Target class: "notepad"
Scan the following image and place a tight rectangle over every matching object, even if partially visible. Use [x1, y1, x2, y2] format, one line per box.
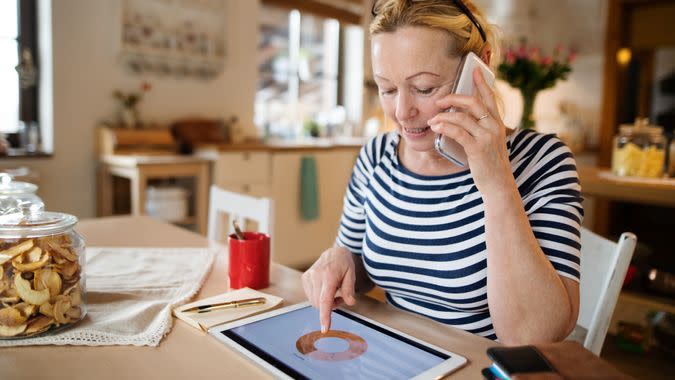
[173, 288, 283, 332]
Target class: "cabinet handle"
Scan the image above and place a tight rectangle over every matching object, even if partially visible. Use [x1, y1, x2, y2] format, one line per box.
[243, 152, 250, 161]
[243, 184, 250, 193]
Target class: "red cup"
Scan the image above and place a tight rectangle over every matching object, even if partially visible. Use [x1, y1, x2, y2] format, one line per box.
[228, 232, 270, 290]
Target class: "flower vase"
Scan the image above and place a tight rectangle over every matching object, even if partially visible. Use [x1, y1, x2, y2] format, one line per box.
[120, 107, 138, 129]
[520, 90, 539, 130]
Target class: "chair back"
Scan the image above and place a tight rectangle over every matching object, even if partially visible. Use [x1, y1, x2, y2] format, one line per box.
[207, 185, 273, 243]
[577, 227, 637, 355]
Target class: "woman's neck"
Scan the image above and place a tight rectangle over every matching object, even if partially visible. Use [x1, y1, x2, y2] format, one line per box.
[397, 138, 466, 177]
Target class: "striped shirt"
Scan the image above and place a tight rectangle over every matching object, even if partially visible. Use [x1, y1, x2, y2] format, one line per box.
[336, 129, 583, 341]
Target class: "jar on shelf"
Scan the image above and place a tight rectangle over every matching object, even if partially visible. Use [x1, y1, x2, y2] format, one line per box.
[0, 173, 44, 215]
[611, 117, 666, 178]
[0, 202, 86, 339]
[669, 134, 675, 178]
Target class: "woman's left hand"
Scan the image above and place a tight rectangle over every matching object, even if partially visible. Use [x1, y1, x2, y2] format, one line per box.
[427, 69, 513, 193]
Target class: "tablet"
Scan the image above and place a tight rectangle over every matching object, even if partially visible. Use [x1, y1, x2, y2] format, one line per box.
[208, 302, 467, 379]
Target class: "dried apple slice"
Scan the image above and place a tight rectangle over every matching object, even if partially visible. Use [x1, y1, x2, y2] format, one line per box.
[53, 299, 71, 324]
[0, 307, 27, 326]
[0, 296, 20, 304]
[39, 302, 54, 317]
[12, 249, 49, 272]
[0, 240, 34, 265]
[56, 261, 79, 279]
[26, 246, 42, 263]
[69, 288, 82, 307]
[15, 302, 37, 318]
[47, 242, 78, 262]
[65, 306, 81, 320]
[14, 275, 50, 305]
[25, 315, 54, 335]
[34, 269, 62, 299]
[0, 323, 27, 337]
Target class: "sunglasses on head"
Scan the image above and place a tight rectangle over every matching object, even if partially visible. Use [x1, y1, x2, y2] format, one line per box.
[371, 0, 487, 42]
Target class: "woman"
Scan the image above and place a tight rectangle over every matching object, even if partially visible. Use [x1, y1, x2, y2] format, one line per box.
[302, 0, 582, 344]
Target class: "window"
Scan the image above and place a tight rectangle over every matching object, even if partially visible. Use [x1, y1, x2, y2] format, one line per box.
[255, 4, 363, 139]
[1, 0, 40, 154]
[0, 2, 20, 134]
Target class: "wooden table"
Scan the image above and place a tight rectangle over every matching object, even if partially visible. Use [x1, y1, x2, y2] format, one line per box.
[0, 216, 495, 379]
[97, 155, 210, 234]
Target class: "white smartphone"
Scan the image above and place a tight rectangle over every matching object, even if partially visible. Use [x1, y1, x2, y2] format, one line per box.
[434, 51, 496, 167]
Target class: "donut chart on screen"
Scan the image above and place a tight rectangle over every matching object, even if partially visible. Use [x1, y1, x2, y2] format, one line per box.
[296, 330, 368, 361]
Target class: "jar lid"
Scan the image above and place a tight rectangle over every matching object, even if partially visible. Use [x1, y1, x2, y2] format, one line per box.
[0, 175, 38, 195]
[620, 117, 663, 134]
[0, 202, 77, 238]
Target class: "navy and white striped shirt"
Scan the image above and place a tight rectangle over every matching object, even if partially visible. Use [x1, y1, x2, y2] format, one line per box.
[336, 129, 583, 341]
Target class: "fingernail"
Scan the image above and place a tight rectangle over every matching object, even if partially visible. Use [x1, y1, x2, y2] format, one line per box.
[321, 325, 327, 333]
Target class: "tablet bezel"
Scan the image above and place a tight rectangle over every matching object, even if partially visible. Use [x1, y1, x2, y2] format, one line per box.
[208, 301, 468, 379]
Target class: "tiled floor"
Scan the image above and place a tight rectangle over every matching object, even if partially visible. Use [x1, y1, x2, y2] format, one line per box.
[601, 335, 675, 380]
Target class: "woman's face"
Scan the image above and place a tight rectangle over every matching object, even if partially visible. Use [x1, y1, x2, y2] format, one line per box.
[372, 27, 460, 153]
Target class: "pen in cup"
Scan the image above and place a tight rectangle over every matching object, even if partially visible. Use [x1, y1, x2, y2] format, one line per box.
[182, 297, 266, 313]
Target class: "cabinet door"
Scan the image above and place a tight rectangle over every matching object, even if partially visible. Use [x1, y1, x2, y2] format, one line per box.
[270, 149, 359, 269]
[213, 152, 270, 186]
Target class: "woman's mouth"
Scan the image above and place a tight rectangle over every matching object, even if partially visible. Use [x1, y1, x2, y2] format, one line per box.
[403, 126, 431, 137]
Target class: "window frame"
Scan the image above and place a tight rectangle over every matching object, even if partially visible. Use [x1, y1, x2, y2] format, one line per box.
[18, 0, 38, 125]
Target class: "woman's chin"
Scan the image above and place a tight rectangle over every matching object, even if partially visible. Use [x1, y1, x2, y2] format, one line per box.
[400, 126, 436, 151]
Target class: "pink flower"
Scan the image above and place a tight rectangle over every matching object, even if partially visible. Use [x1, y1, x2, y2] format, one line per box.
[528, 47, 540, 63]
[541, 56, 553, 65]
[554, 43, 564, 56]
[517, 45, 527, 58]
[506, 50, 516, 64]
[567, 48, 578, 63]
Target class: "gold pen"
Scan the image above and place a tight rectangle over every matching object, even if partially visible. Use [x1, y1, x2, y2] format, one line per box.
[182, 297, 266, 313]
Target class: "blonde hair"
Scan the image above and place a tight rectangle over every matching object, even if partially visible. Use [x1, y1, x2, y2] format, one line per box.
[370, 0, 501, 71]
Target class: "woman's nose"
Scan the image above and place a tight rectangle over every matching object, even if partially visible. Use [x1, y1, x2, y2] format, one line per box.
[395, 92, 417, 121]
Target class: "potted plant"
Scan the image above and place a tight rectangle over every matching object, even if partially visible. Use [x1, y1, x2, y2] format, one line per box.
[113, 82, 152, 128]
[498, 40, 575, 129]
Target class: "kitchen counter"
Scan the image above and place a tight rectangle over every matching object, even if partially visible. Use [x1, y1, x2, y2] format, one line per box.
[578, 165, 675, 207]
[194, 136, 368, 154]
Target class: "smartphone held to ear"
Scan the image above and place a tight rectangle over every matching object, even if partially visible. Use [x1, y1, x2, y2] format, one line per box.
[434, 51, 497, 167]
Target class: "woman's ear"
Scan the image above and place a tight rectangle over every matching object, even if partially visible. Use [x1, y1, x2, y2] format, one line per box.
[481, 49, 491, 65]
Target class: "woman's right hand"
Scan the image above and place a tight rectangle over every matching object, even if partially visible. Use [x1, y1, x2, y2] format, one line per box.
[302, 246, 357, 333]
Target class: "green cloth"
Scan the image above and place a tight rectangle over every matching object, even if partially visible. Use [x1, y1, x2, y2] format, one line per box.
[300, 155, 319, 220]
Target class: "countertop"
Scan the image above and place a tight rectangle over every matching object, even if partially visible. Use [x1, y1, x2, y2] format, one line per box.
[193, 136, 367, 153]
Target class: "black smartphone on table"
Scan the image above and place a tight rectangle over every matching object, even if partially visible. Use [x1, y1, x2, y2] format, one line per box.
[485, 345, 557, 379]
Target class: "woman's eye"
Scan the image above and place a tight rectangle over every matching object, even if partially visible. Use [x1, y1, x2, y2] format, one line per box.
[416, 87, 435, 95]
[380, 89, 396, 96]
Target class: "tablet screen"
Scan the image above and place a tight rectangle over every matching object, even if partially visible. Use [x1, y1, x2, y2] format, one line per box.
[220, 305, 450, 380]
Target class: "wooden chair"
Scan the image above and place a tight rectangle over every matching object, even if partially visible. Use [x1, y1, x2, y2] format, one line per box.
[572, 228, 637, 355]
[207, 185, 273, 243]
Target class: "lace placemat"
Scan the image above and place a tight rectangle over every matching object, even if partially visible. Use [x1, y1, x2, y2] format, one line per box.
[0, 246, 216, 347]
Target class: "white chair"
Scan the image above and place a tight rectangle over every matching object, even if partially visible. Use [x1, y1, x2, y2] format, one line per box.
[207, 185, 273, 243]
[573, 227, 637, 355]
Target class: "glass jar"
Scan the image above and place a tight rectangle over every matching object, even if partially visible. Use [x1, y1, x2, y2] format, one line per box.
[0, 173, 44, 215]
[669, 135, 675, 178]
[0, 203, 86, 339]
[611, 118, 666, 178]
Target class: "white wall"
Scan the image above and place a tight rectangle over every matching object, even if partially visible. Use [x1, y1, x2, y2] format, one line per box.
[3, 0, 259, 218]
[477, 0, 608, 148]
